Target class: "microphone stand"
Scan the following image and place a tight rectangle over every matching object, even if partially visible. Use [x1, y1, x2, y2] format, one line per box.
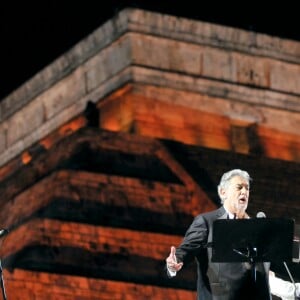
[0, 258, 7, 300]
[283, 261, 299, 300]
[233, 244, 258, 282]
[0, 229, 9, 300]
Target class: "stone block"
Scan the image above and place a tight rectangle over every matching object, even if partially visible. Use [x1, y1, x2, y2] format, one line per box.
[41, 67, 86, 120]
[131, 33, 202, 75]
[85, 35, 131, 92]
[270, 61, 300, 94]
[6, 99, 45, 147]
[202, 48, 237, 82]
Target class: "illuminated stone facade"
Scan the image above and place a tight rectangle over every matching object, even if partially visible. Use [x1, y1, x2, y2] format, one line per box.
[0, 8, 299, 299]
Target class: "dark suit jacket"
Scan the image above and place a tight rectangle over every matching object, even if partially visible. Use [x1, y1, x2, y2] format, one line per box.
[175, 206, 271, 300]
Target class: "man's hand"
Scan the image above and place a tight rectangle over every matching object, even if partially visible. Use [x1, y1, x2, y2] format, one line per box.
[166, 246, 183, 273]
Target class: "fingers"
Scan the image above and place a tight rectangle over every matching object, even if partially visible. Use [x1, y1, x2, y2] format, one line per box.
[166, 246, 176, 264]
[168, 261, 183, 272]
[170, 246, 176, 261]
[175, 262, 184, 271]
[166, 246, 184, 272]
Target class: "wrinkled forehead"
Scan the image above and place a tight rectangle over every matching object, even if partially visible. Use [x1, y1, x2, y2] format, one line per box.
[228, 175, 249, 187]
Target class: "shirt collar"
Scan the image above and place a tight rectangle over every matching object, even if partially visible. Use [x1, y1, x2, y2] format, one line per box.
[223, 206, 235, 219]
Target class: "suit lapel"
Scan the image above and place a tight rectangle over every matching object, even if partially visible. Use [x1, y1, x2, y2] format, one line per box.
[216, 206, 227, 220]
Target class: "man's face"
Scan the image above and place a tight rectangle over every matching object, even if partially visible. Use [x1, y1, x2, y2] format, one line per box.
[222, 175, 249, 214]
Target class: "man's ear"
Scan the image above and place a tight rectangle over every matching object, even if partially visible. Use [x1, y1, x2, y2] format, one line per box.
[220, 188, 226, 197]
[220, 188, 227, 201]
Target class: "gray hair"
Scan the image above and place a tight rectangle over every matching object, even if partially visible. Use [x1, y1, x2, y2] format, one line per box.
[217, 169, 252, 204]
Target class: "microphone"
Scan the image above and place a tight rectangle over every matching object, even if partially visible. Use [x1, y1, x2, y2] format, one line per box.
[0, 228, 9, 237]
[256, 211, 266, 218]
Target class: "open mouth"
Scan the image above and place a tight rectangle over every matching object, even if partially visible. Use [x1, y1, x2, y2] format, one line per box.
[238, 197, 247, 204]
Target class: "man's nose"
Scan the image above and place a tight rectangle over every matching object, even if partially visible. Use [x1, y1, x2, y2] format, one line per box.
[241, 187, 247, 194]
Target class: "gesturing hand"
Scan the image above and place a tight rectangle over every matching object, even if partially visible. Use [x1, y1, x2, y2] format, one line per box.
[166, 246, 183, 272]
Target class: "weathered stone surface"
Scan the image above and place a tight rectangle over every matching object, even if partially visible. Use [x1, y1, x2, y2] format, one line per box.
[0, 9, 299, 167]
[0, 7, 299, 300]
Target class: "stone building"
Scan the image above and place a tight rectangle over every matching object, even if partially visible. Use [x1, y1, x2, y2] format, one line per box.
[0, 8, 299, 299]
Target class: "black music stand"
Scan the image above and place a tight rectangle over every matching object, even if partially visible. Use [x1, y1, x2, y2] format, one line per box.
[211, 218, 294, 282]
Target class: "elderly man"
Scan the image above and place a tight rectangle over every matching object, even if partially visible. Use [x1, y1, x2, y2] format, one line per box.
[166, 169, 298, 300]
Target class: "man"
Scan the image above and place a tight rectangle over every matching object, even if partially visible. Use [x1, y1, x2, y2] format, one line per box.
[166, 169, 271, 299]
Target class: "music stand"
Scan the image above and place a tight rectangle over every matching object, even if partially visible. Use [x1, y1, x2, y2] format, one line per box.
[211, 218, 294, 281]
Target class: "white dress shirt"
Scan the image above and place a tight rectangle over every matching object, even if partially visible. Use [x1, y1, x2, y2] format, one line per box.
[269, 272, 300, 300]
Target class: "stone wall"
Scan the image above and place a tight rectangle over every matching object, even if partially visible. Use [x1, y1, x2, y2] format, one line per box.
[0, 8, 299, 166]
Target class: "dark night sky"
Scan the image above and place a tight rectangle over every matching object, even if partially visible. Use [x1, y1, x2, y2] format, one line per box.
[0, 0, 299, 101]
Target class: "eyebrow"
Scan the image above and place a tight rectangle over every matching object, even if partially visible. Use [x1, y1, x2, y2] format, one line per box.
[236, 183, 249, 189]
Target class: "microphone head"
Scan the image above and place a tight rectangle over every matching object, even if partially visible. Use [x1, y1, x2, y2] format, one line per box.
[0, 228, 9, 237]
[256, 211, 266, 218]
